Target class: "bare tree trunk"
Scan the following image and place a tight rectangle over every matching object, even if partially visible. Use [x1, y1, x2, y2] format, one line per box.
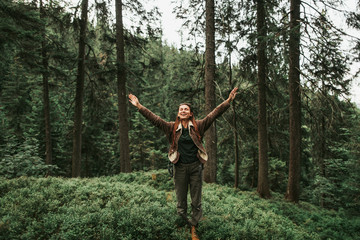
[232, 100, 240, 188]
[251, 150, 257, 188]
[285, 0, 301, 202]
[226, 42, 240, 189]
[256, 0, 271, 198]
[203, 0, 217, 183]
[320, 113, 325, 207]
[71, 0, 88, 177]
[40, 0, 52, 170]
[116, 0, 131, 173]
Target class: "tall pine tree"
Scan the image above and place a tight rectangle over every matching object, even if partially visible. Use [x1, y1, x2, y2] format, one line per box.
[286, 0, 301, 202]
[72, 0, 88, 177]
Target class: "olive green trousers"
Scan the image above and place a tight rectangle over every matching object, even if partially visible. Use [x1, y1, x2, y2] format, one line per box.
[174, 161, 203, 226]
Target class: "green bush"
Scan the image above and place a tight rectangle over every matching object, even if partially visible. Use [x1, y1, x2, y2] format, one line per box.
[0, 170, 359, 240]
[0, 137, 58, 178]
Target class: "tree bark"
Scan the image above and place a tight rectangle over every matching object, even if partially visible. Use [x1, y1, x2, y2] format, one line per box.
[256, 0, 271, 198]
[285, 0, 301, 202]
[71, 0, 88, 177]
[40, 0, 52, 169]
[232, 100, 240, 188]
[203, 0, 217, 183]
[226, 40, 240, 189]
[116, 0, 131, 173]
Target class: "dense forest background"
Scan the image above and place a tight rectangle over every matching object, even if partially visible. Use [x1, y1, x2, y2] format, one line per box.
[0, 0, 359, 216]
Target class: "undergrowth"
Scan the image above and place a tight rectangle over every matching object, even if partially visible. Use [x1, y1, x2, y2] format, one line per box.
[0, 170, 359, 240]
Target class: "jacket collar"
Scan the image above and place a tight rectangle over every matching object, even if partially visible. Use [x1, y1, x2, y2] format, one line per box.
[176, 121, 194, 132]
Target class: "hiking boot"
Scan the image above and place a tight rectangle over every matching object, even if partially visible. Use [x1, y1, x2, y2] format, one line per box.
[191, 225, 200, 240]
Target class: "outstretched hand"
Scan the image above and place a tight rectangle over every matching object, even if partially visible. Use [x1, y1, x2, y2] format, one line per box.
[227, 87, 238, 102]
[128, 94, 141, 108]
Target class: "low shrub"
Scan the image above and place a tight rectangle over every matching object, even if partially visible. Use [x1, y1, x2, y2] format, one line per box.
[0, 170, 359, 240]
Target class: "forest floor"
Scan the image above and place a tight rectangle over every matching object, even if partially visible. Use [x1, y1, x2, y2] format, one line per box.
[0, 170, 359, 240]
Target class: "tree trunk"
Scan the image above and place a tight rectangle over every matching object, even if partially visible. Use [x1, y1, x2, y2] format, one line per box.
[226, 41, 240, 189]
[256, 0, 271, 198]
[203, 0, 217, 183]
[71, 0, 88, 177]
[251, 149, 257, 188]
[285, 0, 301, 202]
[40, 0, 52, 170]
[320, 113, 325, 207]
[116, 0, 131, 173]
[232, 100, 240, 188]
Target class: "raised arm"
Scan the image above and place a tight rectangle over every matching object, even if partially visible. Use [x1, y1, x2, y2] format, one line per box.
[129, 93, 142, 109]
[128, 94, 173, 134]
[197, 87, 238, 134]
[227, 87, 238, 102]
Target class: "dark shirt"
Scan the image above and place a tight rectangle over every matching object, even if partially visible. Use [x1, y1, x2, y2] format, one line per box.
[177, 127, 199, 164]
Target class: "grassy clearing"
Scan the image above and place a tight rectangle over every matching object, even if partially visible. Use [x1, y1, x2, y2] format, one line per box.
[0, 170, 359, 240]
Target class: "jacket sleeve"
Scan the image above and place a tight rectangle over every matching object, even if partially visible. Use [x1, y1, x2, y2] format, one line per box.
[138, 105, 173, 135]
[197, 100, 231, 135]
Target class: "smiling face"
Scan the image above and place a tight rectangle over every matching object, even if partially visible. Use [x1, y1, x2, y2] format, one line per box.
[178, 104, 192, 120]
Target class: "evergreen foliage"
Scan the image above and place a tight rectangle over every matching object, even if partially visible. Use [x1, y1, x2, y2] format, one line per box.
[0, 0, 359, 223]
[0, 171, 359, 240]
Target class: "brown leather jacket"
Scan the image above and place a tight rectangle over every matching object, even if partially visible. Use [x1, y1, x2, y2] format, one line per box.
[138, 100, 231, 164]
